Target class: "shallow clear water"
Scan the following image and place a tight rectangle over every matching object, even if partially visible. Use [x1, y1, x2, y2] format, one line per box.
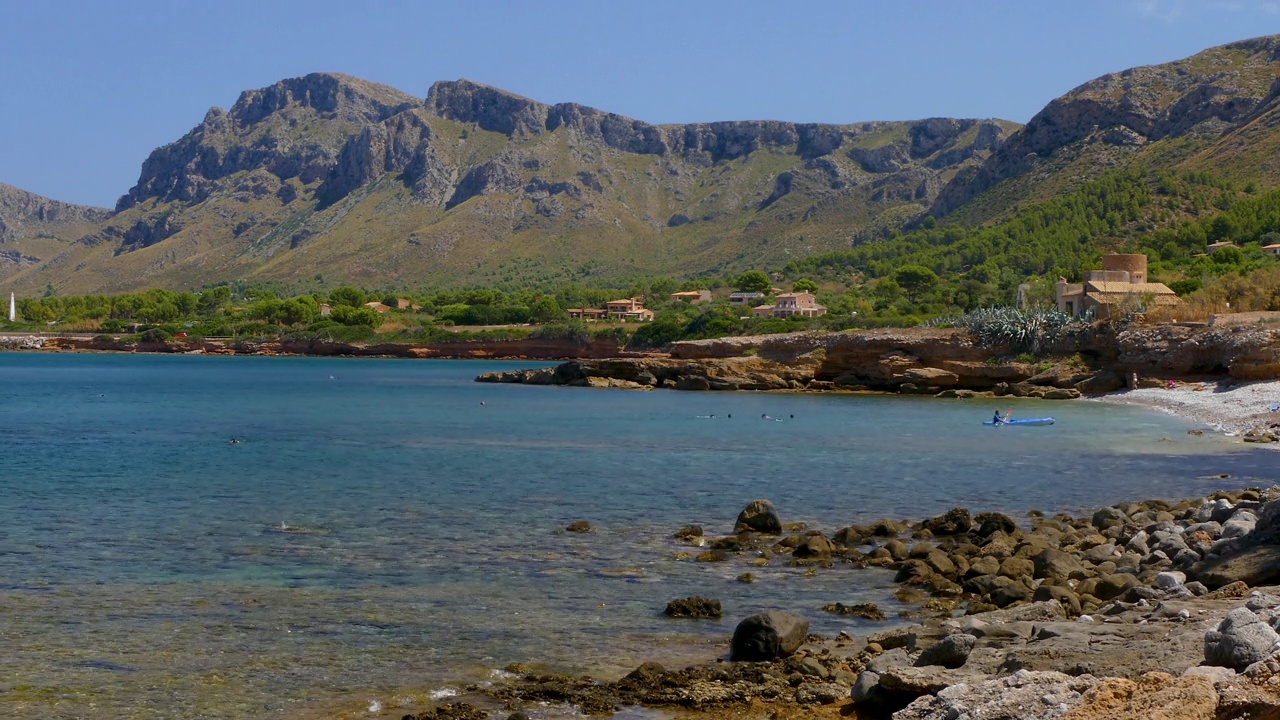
[0, 352, 1275, 719]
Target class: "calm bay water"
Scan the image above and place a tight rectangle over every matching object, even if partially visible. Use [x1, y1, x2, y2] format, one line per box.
[1, 352, 1276, 719]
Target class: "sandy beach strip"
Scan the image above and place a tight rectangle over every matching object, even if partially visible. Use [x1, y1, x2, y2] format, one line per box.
[1091, 378, 1280, 437]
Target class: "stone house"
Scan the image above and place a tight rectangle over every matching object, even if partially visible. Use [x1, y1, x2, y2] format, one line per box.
[770, 292, 827, 318]
[606, 297, 653, 321]
[1055, 254, 1179, 319]
[670, 290, 712, 304]
[568, 297, 653, 322]
[750, 292, 827, 319]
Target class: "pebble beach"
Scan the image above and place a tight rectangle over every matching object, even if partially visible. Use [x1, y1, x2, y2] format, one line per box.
[1093, 379, 1280, 437]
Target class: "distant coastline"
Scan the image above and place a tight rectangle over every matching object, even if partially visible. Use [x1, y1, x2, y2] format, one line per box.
[8, 323, 1280, 443]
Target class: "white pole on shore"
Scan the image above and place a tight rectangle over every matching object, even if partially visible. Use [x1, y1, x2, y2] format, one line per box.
[8, 292, 14, 322]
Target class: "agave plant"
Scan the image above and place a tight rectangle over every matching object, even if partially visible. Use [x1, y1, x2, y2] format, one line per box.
[959, 306, 1078, 354]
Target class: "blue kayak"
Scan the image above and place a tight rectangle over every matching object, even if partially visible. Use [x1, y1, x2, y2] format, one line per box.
[984, 418, 1055, 426]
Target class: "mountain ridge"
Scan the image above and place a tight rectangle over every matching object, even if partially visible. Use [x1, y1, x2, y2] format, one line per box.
[5, 33, 1280, 295]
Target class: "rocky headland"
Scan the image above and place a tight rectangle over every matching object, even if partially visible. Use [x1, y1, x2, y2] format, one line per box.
[477, 322, 1280, 440]
[13, 332, 629, 361]
[417, 487, 1280, 720]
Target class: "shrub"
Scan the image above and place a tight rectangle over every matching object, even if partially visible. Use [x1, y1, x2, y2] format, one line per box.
[532, 320, 591, 344]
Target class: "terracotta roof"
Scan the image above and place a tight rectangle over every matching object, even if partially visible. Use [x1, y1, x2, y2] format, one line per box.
[1084, 281, 1177, 295]
[1088, 292, 1180, 306]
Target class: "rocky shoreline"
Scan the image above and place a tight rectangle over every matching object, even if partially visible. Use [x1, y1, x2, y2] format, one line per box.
[415, 487, 1280, 720]
[477, 324, 1280, 442]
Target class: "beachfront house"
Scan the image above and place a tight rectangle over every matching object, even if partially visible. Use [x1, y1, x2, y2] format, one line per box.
[1207, 241, 1241, 253]
[1264, 244, 1280, 256]
[364, 301, 393, 314]
[1055, 254, 1179, 319]
[670, 290, 712, 304]
[566, 308, 608, 321]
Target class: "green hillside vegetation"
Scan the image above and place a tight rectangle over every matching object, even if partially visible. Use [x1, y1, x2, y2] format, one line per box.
[783, 171, 1280, 317]
[11, 168, 1280, 348]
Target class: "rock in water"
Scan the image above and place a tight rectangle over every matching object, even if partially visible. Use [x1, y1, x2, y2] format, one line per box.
[730, 611, 809, 661]
[922, 507, 972, 535]
[735, 499, 782, 534]
[664, 596, 723, 618]
[564, 521, 592, 533]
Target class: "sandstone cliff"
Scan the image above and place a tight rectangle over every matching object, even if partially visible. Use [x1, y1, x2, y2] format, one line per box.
[479, 324, 1280, 404]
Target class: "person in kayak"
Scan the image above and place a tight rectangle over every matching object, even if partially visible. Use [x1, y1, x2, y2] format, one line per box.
[992, 410, 1003, 424]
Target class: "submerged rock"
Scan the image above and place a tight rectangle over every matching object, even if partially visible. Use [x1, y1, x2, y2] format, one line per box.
[664, 596, 723, 619]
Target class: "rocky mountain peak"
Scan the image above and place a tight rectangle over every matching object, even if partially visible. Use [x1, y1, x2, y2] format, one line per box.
[426, 79, 551, 137]
[230, 72, 420, 128]
[115, 73, 424, 213]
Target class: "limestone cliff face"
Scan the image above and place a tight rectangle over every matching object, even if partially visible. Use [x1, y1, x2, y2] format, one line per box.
[0, 183, 111, 244]
[6, 73, 1013, 292]
[933, 35, 1280, 216]
[115, 73, 420, 212]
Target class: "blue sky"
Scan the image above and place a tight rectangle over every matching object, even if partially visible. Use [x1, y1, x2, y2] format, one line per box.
[2, 0, 1278, 208]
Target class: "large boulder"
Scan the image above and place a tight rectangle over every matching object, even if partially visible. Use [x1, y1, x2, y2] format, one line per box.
[892, 670, 1095, 720]
[792, 532, 837, 559]
[1033, 548, 1089, 583]
[1093, 573, 1142, 601]
[1092, 507, 1128, 530]
[914, 633, 977, 669]
[1190, 545, 1280, 588]
[973, 512, 1018, 538]
[1204, 607, 1280, 669]
[735, 499, 782, 534]
[729, 611, 809, 661]
[901, 367, 959, 387]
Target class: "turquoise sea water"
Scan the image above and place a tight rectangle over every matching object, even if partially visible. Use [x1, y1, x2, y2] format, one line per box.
[1, 352, 1276, 719]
